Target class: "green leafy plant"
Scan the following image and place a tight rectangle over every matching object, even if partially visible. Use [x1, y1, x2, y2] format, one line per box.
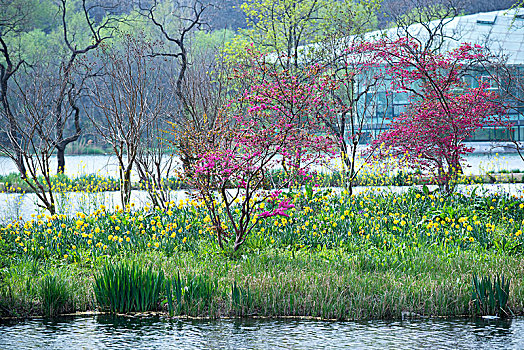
[165, 272, 183, 317]
[472, 274, 511, 317]
[39, 274, 71, 317]
[164, 272, 217, 316]
[93, 261, 164, 313]
[231, 280, 252, 316]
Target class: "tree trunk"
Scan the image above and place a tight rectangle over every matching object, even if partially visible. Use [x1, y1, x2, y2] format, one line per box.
[57, 145, 66, 174]
[48, 202, 56, 215]
[122, 166, 132, 207]
[233, 237, 243, 251]
[15, 149, 26, 177]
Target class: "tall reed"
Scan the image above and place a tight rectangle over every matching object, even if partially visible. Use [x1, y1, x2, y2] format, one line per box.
[472, 274, 511, 317]
[164, 272, 218, 316]
[39, 274, 71, 317]
[93, 261, 164, 313]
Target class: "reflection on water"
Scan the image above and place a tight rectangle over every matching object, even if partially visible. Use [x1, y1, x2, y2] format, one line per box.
[0, 316, 523, 350]
[0, 155, 183, 181]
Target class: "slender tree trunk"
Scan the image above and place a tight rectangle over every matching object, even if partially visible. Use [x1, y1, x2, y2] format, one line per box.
[122, 166, 132, 207]
[13, 144, 26, 177]
[57, 145, 66, 174]
[233, 239, 242, 251]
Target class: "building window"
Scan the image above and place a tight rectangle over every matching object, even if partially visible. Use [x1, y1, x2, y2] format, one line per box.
[480, 75, 499, 92]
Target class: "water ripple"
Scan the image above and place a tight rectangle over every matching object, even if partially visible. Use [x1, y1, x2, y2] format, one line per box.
[1, 316, 524, 349]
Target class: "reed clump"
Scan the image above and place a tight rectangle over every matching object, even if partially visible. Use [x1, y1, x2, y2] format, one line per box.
[472, 274, 511, 317]
[39, 274, 72, 317]
[93, 261, 164, 313]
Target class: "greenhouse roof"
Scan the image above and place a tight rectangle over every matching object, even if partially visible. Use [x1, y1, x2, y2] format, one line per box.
[365, 8, 524, 65]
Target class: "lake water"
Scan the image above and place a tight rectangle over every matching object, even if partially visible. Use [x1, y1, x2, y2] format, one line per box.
[0, 316, 523, 349]
[0, 153, 523, 178]
[1, 153, 524, 222]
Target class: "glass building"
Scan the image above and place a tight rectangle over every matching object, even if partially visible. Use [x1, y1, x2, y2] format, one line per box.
[358, 8, 524, 143]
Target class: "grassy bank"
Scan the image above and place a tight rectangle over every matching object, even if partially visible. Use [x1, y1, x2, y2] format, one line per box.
[1, 188, 523, 319]
[2, 249, 523, 320]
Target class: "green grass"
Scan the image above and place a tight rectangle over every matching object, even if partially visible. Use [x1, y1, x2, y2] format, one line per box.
[39, 274, 72, 317]
[1, 248, 524, 320]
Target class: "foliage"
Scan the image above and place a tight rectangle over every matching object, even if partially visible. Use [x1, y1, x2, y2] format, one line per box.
[39, 274, 71, 317]
[472, 274, 511, 317]
[2, 242, 524, 320]
[229, 0, 328, 68]
[2, 0, 524, 323]
[3, 184, 524, 263]
[0, 0, 56, 62]
[2, 184, 524, 319]
[317, 0, 379, 39]
[225, 0, 379, 69]
[231, 280, 253, 316]
[165, 272, 218, 316]
[0, 173, 121, 193]
[164, 272, 181, 316]
[192, 29, 236, 54]
[93, 260, 165, 313]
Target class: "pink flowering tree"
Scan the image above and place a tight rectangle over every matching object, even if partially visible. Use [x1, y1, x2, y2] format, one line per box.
[367, 39, 508, 192]
[176, 53, 336, 251]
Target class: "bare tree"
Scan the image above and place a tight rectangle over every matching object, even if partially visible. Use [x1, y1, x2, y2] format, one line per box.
[2, 64, 69, 214]
[0, 1, 35, 176]
[132, 0, 213, 208]
[384, 0, 465, 53]
[1, 0, 122, 180]
[479, 53, 524, 159]
[53, 0, 122, 173]
[139, 0, 208, 102]
[87, 35, 170, 207]
[325, 47, 389, 194]
[307, 1, 387, 193]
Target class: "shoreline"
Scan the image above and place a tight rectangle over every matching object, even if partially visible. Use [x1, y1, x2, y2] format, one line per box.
[0, 311, 484, 322]
[1, 248, 523, 321]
